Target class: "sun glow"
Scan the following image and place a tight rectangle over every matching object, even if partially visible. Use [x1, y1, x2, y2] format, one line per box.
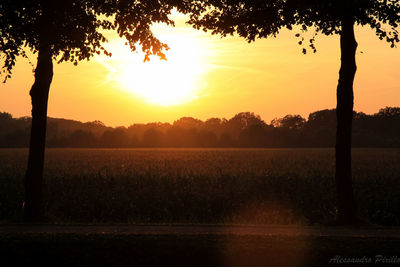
[99, 17, 212, 106]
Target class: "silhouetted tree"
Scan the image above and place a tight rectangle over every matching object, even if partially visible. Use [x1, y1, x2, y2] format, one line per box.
[165, 127, 186, 147]
[371, 107, 400, 146]
[217, 132, 234, 147]
[173, 117, 203, 130]
[67, 130, 97, 147]
[101, 128, 130, 148]
[377, 107, 400, 117]
[130, 134, 140, 147]
[142, 128, 165, 147]
[239, 124, 268, 147]
[271, 115, 306, 130]
[185, 0, 400, 224]
[0, 0, 178, 221]
[305, 109, 336, 147]
[0, 112, 12, 121]
[227, 112, 265, 140]
[197, 130, 218, 147]
[2, 108, 400, 148]
[204, 117, 227, 138]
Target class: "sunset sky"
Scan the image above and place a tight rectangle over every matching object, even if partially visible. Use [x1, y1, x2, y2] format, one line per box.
[1, 12, 400, 127]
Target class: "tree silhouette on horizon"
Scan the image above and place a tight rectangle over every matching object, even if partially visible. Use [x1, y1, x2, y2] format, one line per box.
[0, 0, 179, 221]
[2, 107, 400, 148]
[183, 0, 400, 224]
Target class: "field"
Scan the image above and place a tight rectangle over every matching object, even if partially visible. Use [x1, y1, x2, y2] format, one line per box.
[1, 148, 399, 225]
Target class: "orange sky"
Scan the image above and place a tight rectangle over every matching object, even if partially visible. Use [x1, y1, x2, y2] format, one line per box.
[1, 13, 400, 127]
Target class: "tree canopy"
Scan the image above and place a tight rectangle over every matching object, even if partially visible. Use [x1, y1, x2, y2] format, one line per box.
[185, 0, 400, 51]
[0, 0, 177, 81]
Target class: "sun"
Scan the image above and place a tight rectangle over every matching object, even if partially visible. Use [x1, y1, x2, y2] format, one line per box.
[100, 17, 211, 106]
[119, 34, 206, 106]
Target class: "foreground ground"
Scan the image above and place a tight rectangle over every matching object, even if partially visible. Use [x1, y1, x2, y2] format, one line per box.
[1, 224, 400, 266]
[2, 148, 400, 225]
[1, 149, 399, 265]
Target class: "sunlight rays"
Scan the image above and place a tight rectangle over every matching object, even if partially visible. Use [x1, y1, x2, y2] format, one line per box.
[97, 14, 213, 106]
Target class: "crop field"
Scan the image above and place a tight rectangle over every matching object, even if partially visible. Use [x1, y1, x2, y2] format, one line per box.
[0, 148, 399, 225]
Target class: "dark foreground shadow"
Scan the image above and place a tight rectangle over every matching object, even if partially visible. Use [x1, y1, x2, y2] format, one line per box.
[1, 232, 400, 266]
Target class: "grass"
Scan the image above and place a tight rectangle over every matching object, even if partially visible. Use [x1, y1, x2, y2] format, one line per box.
[0, 148, 399, 225]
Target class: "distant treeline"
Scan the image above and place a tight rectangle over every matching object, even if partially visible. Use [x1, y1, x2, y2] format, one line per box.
[1, 107, 400, 148]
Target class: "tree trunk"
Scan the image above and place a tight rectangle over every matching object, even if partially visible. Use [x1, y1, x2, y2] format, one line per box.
[23, 45, 53, 221]
[335, 18, 358, 224]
